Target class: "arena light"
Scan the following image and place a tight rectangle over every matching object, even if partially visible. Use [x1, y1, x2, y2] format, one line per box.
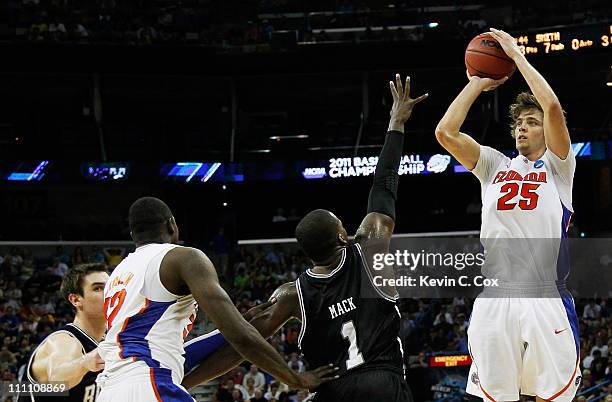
[171, 162, 203, 183]
[200, 162, 221, 183]
[571, 142, 592, 157]
[7, 160, 49, 181]
[427, 22, 439, 28]
[453, 164, 470, 173]
[83, 163, 129, 181]
[245, 149, 271, 153]
[269, 135, 309, 141]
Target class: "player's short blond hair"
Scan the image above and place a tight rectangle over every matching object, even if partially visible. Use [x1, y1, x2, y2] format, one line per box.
[509, 92, 566, 138]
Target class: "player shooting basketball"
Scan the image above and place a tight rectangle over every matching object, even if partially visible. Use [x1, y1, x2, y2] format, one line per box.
[435, 28, 580, 402]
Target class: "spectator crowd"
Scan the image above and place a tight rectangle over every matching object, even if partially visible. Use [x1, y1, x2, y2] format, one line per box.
[1, 241, 611, 401]
[0, 0, 609, 49]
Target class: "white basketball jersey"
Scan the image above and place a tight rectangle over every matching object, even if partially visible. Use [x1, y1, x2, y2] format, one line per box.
[472, 146, 576, 283]
[98, 243, 197, 385]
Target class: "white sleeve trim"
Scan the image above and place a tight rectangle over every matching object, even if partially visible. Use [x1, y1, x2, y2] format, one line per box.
[355, 243, 399, 303]
[295, 279, 307, 349]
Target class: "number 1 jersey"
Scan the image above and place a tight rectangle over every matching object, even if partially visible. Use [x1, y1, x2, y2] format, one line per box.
[295, 243, 404, 378]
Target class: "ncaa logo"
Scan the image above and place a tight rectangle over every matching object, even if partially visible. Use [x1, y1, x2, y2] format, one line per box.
[534, 160, 544, 169]
[426, 154, 451, 173]
[471, 372, 479, 385]
[575, 376, 582, 386]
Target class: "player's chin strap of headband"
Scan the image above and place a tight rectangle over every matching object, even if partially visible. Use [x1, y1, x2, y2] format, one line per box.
[367, 130, 404, 221]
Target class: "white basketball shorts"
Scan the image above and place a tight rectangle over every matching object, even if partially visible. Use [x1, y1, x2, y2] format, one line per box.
[465, 294, 581, 401]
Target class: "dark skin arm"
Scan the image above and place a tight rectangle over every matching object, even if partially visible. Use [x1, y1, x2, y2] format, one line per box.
[353, 74, 427, 299]
[160, 248, 336, 390]
[182, 282, 303, 389]
[182, 215, 395, 391]
[354, 213, 398, 299]
[354, 74, 426, 247]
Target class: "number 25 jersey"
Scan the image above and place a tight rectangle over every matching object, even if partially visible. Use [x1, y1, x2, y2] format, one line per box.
[473, 146, 576, 283]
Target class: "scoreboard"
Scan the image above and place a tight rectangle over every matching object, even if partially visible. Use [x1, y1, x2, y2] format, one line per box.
[514, 21, 612, 56]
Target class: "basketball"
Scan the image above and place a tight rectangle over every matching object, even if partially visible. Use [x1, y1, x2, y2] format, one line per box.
[465, 33, 516, 80]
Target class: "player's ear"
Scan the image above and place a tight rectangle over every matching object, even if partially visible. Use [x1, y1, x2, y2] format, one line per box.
[338, 232, 348, 245]
[167, 217, 176, 234]
[68, 293, 81, 309]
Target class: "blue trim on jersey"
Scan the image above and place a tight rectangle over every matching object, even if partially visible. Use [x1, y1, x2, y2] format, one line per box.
[183, 331, 228, 373]
[560, 291, 580, 356]
[561, 203, 572, 239]
[151, 367, 194, 401]
[118, 300, 174, 368]
[556, 203, 573, 281]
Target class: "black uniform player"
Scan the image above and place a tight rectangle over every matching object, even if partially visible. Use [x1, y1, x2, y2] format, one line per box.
[19, 323, 101, 402]
[17, 264, 108, 402]
[295, 241, 409, 401]
[182, 74, 427, 402]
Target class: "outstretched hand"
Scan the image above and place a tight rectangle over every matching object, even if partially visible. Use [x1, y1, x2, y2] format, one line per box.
[242, 297, 277, 321]
[295, 364, 340, 391]
[389, 73, 428, 130]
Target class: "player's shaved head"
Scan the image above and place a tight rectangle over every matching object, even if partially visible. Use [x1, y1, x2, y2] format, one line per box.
[296, 209, 345, 263]
[129, 197, 177, 244]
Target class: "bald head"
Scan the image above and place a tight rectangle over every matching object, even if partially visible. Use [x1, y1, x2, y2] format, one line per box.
[128, 197, 177, 244]
[295, 209, 346, 262]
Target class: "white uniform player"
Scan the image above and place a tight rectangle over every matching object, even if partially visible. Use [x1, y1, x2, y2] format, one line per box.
[98, 197, 338, 400]
[97, 243, 197, 402]
[434, 28, 581, 402]
[465, 146, 580, 401]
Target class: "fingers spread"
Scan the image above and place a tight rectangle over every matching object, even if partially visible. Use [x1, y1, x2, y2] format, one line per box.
[402, 75, 411, 101]
[413, 93, 429, 103]
[395, 73, 403, 96]
[389, 81, 398, 101]
[320, 374, 340, 383]
[315, 365, 340, 376]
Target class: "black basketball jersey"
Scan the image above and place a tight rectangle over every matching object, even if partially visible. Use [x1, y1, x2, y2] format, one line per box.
[18, 323, 100, 402]
[296, 243, 403, 378]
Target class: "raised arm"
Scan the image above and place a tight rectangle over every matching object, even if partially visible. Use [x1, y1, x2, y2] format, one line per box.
[355, 74, 427, 246]
[161, 248, 334, 390]
[30, 333, 104, 389]
[182, 282, 302, 389]
[489, 28, 571, 159]
[435, 75, 508, 170]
